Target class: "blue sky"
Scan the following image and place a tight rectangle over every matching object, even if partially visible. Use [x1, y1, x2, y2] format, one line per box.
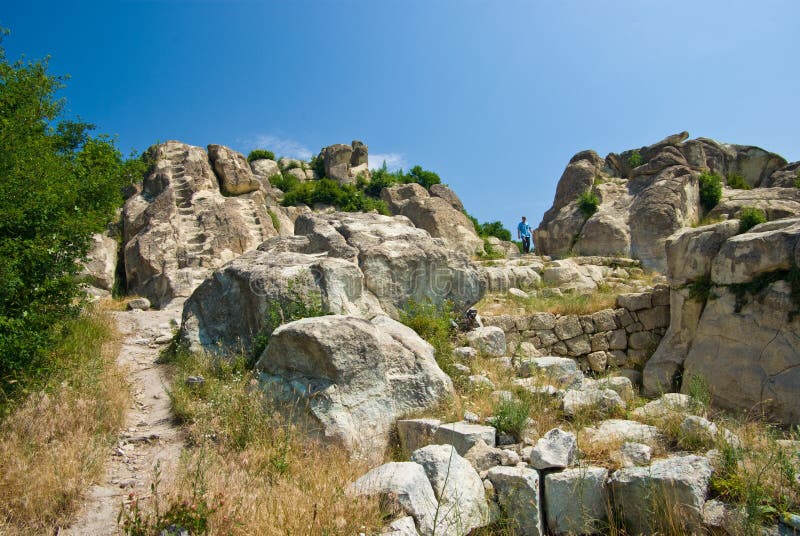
[3, 1, 799, 233]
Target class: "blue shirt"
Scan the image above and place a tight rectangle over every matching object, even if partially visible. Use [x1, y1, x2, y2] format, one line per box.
[517, 221, 531, 238]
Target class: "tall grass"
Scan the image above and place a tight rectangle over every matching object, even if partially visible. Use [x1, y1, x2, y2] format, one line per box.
[0, 307, 127, 535]
[121, 348, 384, 535]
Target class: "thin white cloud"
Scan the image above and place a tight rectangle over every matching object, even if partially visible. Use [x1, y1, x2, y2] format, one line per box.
[369, 152, 407, 171]
[244, 134, 313, 160]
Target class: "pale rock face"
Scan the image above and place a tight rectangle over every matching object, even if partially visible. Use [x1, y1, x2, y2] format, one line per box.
[581, 419, 660, 446]
[763, 161, 800, 188]
[528, 428, 578, 470]
[397, 419, 442, 454]
[180, 212, 485, 352]
[381, 183, 484, 256]
[617, 442, 652, 467]
[631, 393, 692, 420]
[428, 183, 465, 212]
[256, 315, 453, 462]
[81, 232, 118, 291]
[433, 422, 496, 455]
[208, 144, 262, 195]
[708, 188, 800, 221]
[123, 141, 278, 306]
[319, 141, 371, 185]
[249, 158, 280, 180]
[349, 462, 439, 536]
[562, 387, 625, 416]
[487, 466, 543, 536]
[464, 327, 506, 357]
[410, 445, 490, 535]
[544, 466, 609, 535]
[609, 455, 713, 535]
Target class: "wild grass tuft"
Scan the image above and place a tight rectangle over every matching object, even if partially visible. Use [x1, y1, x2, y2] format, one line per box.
[0, 306, 127, 535]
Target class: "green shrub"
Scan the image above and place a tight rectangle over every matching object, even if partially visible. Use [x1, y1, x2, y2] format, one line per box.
[266, 209, 280, 232]
[628, 150, 644, 168]
[727, 173, 751, 190]
[578, 190, 600, 218]
[280, 178, 389, 215]
[698, 172, 723, 211]
[247, 149, 275, 162]
[738, 206, 767, 233]
[407, 165, 441, 189]
[309, 153, 325, 177]
[794, 169, 800, 189]
[491, 397, 531, 440]
[268, 173, 299, 192]
[0, 33, 137, 395]
[399, 299, 455, 375]
[465, 212, 512, 242]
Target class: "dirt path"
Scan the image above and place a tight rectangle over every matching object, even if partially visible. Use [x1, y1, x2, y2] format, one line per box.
[63, 300, 186, 535]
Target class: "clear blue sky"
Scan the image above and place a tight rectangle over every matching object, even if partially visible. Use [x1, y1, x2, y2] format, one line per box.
[3, 1, 799, 233]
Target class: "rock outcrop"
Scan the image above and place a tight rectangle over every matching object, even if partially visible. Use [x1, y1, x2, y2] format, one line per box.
[123, 141, 280, 306]
[81, 232, 119, 292]
[318, 141, 370, 185]
[643, 218, 800, 424]
[536, 133, 796, 271]
[180, 211, 484, 353]
[256, 315, 454, 461]
[382, 183, 484, 257]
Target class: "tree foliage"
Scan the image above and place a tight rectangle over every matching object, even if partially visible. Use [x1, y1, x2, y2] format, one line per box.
[0, 31, 136, 394]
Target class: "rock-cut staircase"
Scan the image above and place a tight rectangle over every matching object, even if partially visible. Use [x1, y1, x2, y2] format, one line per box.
[165, 147, 210, 268]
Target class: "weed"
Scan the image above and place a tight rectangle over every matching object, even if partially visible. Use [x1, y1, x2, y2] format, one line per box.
[491, 396, 532, 441]
[266, 208, 280, 232]
[738, 206, 767, 233]
[0, 307, 127, 534]
[578, 190, 600, 218]
[727, 173, 752, 190]
[628, 150, 644, 168]
[699, 172, 723, 211]
[684, 274, 714, 303]
[399, 299, 457, 375]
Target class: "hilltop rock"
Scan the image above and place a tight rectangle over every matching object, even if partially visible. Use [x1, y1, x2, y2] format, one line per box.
[208, 144, 262, 195]
[429, 183, 465, 212]
[180, 211, 484, 352]
[123, 141, 279, 306]
[257, 315, 453, 462]
[381, 183, 484, 256]
[319, 141, 370, 185]
[644, 217, 800, 424]
[536, 133, 795, 271]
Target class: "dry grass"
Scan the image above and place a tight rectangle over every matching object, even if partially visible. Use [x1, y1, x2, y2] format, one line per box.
[0, 307, 127, 535]
[119, 349, 385, 535]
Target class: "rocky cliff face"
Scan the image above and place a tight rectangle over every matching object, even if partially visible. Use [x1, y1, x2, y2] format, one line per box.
[644, 218, 800, 424]
[536, 132, 798, 272]
[122, 141, 288, 307]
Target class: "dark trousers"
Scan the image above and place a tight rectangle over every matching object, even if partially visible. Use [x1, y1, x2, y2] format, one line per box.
[521, 236, 531, 253]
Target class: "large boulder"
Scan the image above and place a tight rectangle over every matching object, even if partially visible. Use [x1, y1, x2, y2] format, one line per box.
[381, 183, 484, 257]
[609, 455, 713, 535]
[255, 315, 454, 461]
[410, 445, 489, 534]
[645, 217, 800, 423]
[707, 187, 800, 222]
[180, 212, 485, 352]
[207, 144, 262, 195]
[428, 183, 465, 212]
[123, 141, 278, 306]
[319, 140, 370, 185]
[349, 462, 439, 535]
[544, 466, 609, 535]
[487, 466, 543, 536]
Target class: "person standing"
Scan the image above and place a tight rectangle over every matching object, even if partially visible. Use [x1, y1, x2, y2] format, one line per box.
[517, 216, 532, 253]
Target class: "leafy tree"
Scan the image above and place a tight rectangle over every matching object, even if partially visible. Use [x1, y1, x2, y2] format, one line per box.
[407, 165, 441, 189]
[247, 149, 275, 162]
[0, 30, 134, 394]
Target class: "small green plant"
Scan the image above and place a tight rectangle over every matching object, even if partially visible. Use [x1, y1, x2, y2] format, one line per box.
[118, 460, 223, 536]
[628, 150, 644, 168]
[266, 209, 280, 232]
[491, 397, 531, 440]
[399, 299, 456, 375]
[727, 173, 751, 190]
[247, 149, 275, 162]
[698, 172, 723, 211]
[794, 169, 800, 188]
[738, 206, 767, 233]
[250, 275, 325, 363]
[684, 274, 714, 303]
[268, 173, 299, 193]
[578, 190, 600, 218]
[686, 374, 712, 411]
[476, 238, 506, 260]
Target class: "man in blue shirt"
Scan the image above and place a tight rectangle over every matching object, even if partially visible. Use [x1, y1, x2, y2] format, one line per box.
[517, 216, 532, 253]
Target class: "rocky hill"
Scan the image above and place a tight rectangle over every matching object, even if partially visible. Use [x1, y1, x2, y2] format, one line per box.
[535, 132, 800, 271]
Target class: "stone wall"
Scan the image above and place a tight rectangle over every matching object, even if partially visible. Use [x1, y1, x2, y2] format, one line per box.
[483, 285, 670, 378]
